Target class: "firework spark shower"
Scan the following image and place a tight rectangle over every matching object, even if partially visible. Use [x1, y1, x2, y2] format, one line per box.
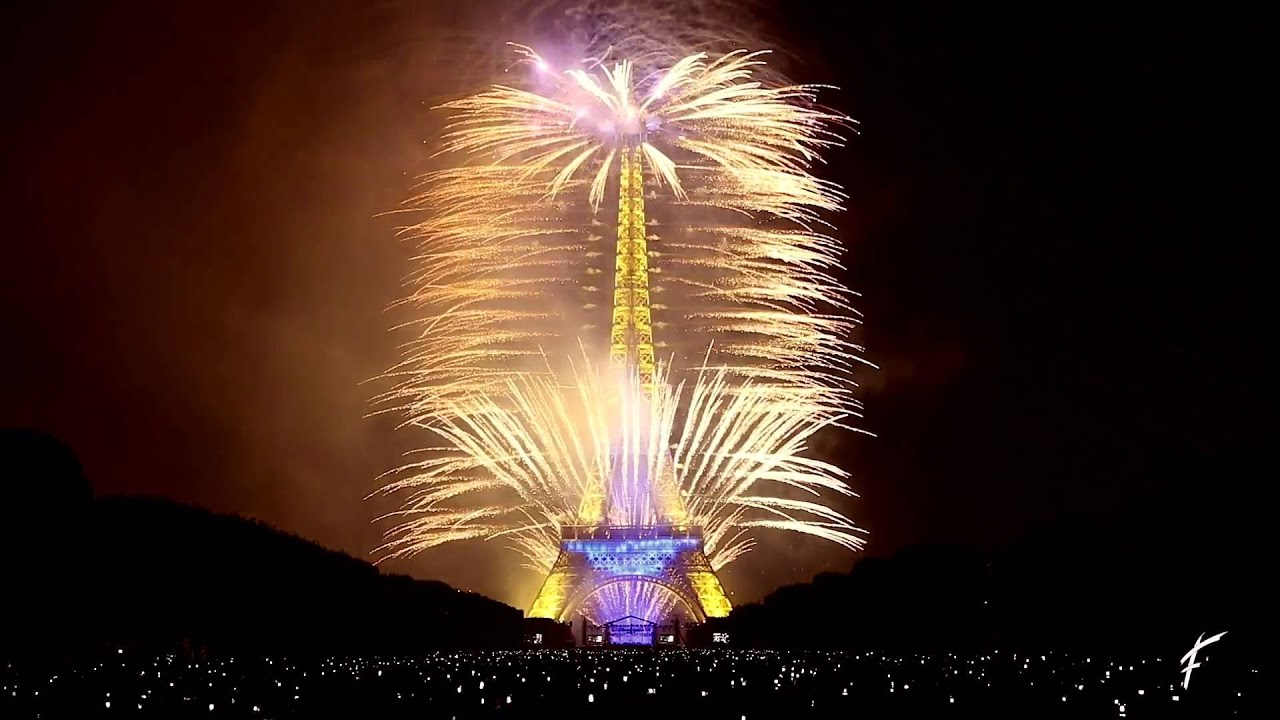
[372, 27, 872, 611]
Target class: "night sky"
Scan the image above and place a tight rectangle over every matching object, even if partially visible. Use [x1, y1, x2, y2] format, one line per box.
[2, 2, 1265, 608]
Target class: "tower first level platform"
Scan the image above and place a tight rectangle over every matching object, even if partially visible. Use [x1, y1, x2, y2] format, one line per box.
[527, 525, 732, 622]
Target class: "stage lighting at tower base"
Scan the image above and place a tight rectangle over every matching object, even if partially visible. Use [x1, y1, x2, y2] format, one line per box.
[528, 525, 730, 644]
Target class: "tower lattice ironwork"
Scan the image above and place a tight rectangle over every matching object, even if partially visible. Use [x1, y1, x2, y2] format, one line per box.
[527, 146, 732, 626]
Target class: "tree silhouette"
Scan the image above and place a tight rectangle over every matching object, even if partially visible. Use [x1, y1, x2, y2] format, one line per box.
[0, 428, 521, 660]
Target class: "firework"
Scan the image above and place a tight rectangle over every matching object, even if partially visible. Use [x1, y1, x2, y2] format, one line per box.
[376, 355, 862, 568]
[381, 46, 865, 412]
[374, 43, 869, 599]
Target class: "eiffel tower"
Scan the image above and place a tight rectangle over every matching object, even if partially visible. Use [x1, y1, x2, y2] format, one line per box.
[526, 146, 732, 625]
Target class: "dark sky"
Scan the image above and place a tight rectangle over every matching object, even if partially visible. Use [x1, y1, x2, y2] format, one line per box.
[1, 2, 1266, 608]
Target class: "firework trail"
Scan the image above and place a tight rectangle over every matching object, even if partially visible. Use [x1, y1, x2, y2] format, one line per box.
[373, 22, 871, 600]
[377, 354, 861, 570]
[384, 46, 864, 410]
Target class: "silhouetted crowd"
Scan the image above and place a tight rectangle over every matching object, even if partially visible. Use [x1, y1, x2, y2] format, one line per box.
[1, 647, 1261, 718]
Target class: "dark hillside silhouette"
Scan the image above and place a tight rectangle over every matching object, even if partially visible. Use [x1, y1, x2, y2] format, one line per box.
[707, 445, 1267, 667]
[1, 428, 521, 659]
[1, 429, 95, 657]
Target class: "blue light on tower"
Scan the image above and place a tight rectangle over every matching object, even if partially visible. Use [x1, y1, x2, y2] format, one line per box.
[564, 537, 701, 576]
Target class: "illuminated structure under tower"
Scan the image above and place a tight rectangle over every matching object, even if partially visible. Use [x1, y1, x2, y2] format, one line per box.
[527, 145, 732, 628]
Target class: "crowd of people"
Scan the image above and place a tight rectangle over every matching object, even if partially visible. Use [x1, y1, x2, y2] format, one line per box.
[1, 647, 1258, 718]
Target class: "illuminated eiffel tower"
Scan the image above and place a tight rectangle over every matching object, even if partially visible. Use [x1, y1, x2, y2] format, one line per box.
[526, 146, 732, 626]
